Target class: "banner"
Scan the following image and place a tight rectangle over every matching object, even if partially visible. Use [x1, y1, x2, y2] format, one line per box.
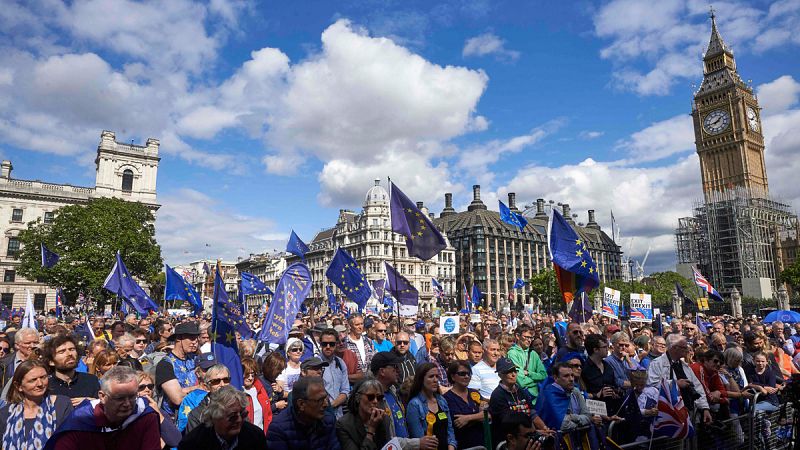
[257, 263, 313, 344]
[629, 293, 653, 322]
[439, 316, 460, 335]
[602, 287, 621, 319]
[696, 297, 709, 311]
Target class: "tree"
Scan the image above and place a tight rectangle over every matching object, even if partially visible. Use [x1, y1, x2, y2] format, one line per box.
[17, 197, 162, 306]
[527, 268, 558, 311]
[781, 259, 800, 293]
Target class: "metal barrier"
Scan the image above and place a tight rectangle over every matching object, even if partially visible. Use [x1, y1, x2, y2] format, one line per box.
[749, 392, 794, 450]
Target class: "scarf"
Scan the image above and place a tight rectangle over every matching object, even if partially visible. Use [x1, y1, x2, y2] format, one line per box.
[2, 395, 57, 450]
[43, 398, 155, 450]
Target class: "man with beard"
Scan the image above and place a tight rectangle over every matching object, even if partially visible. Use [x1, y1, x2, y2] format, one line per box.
[155, 322, 203, 422]
[555, 323, 585, 362]
[44, 334, 101, 405]
[391, 331, 417, 384]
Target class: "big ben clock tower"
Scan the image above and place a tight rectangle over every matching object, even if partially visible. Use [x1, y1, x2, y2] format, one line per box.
[692, 10, 768, 200]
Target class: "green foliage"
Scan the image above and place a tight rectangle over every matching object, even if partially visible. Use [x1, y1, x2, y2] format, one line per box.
[599, 271, 694, 308]
[16, 197, 162, 304]
[527, 268, 557, 303]
[781, 258, 800, 292]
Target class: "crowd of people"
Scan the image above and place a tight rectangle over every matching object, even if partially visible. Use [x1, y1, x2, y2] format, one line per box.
[0, 306, 796, 450]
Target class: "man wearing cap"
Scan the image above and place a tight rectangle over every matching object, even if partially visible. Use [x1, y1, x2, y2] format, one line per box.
[343, 314, 375, 382]
[175, 352, 217, 432]
[318, 328, 350, 418]
[300, 356, 329, 378]
[490, 357, 552, 448]
[155, 321, 203, 422]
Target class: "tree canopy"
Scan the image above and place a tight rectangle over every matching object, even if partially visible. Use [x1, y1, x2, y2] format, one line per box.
[781, 258, 800, 295]
[17, 197, 162, 304]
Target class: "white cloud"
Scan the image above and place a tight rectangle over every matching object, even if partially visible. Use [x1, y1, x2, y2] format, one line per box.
[462, 32, 520, 61]
[757, 75, 800, 115]
[579, 131, 605, 140]
[616, 114, 695, 162]
[157, 188, 286, 264]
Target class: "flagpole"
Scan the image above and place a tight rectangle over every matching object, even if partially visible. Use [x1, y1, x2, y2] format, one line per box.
[387, 177, 402, 331]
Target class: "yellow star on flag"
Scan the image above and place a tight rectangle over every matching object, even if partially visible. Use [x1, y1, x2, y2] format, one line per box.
[581, 261, 587, 268]
[575, 239, 582, 245]
[576, 250, 583, 257]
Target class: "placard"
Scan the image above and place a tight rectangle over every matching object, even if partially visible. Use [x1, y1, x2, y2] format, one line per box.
[629, 293, 653, 322]
[470, 313, 482, 323]
[439, 316, 460, 334]
[696, 297, 709, 311]
[602, 287, 620, 319]
[585, 399, 608, 416]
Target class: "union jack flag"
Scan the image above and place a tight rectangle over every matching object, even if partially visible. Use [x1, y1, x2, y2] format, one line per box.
[463, 285, 472, 312]
[653, 378, 694, 439]
[691, 267, 724, 302]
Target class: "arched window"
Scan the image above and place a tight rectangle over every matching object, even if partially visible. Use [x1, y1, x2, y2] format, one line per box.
[121, 169, 133, 193]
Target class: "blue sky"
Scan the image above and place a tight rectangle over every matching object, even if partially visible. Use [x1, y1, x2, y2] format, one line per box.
[1, 0, 799, 273]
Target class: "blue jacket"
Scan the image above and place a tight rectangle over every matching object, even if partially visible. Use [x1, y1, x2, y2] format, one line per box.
[406, 392, 457, 448]
[266, 402, 341, 450]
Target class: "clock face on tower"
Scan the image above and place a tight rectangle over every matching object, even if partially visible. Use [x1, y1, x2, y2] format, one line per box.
[703, 109, 731, 134]
[747, 107, 760, 132]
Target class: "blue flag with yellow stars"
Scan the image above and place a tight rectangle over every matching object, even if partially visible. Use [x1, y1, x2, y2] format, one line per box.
[390, 182, 446, 261]
[499, 201, 528, 231]
[548, 209, 600, 304]
[471, 283, 482, 309]
[385, 261, 418, 316]
[326, 285, 338, 314]
[568, 292, 593, 323]
[286, 230, 309, 260]
[241, 272, 271, 296]
[513, 278, 526, 289]
[212, 268, 244, 389]
[258, 262, 313, 344]
[325, 248, 372, 311]
[164, 264, 203, 315]
[41, 243, 60, 268]
[103, 251, 158, 315]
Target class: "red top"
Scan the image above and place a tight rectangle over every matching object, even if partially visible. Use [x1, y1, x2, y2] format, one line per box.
[690, 361, 728, 405]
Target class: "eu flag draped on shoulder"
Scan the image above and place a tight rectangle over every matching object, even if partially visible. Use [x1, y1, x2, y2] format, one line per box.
[499, 200, 528, 231]
[212, 267, 245, 389]
[258, 262, 313, 344]
[385, 262, 419, 316]
[41, 243, 59, 268]
[164, 264, 203, 315]
[691, 267, 724, 302]
[325, 248, 371, 311]
[103, 251, 158, 315]
[548, 209, 600, 305]
[286, 229, 309, 260]
[390, 182, 446, 260]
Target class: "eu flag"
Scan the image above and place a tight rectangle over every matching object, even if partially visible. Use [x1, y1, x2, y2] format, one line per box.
[41, 243, 60, 268]
[212, 268, 244, 389]
[258, 263, 313, 344]
[286, 230, 309, 260]
[326, 285, 338, 314]
[164, 264, 203, 315]
[103, 251, 158, 315]
[499, 201, 528, 231]
[325, 248, 371, 311]
[55, 288, 64, 319]
[548, 210, 600, 303]
[241, 272, 271, 296]
[471, 283, 482, 309]
[390, 182, 446, 261]
[568, 292, 593, 323]
[385, 262, 418, 316]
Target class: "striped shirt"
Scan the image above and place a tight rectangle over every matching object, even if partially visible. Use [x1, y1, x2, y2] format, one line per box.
[468, 360, 500, 399]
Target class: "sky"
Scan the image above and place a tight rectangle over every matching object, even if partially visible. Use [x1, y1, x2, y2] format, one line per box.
[1, 0, 799, 273]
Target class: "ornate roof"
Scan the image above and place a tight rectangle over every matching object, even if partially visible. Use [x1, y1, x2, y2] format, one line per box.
[364, 179, 389, 206]
[704, 12, 732, 59]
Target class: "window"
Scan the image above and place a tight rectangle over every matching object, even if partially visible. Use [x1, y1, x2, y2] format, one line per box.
[121, 169, 134, 192]
[7, 237, 20, 258]
[1, 293, 11, 309]
[44, 211, 55, 224]
[11, 209, 23, 223]
[3, 270, 14, 283]
[33, 294, 46, 311]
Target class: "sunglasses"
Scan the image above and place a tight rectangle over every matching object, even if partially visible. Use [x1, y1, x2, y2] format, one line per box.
[395, 341, 409, 345]
[375, 329, 387, 333]
[208, 377, 231, 386]
[320, 342, 337, 347]
[364, 393, 385, 402]
[289, 347, 303, 353]
[135, 339, 147, 344]
[138, 383, 155, 392]
[455, 371, 472, 377]
[226, 410, 248, 423]
[0, 346, 9, 352]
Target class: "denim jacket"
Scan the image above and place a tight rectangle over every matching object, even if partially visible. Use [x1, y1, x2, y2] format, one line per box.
[406, 392, 457, 448]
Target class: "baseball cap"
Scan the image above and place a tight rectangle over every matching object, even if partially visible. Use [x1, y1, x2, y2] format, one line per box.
[195, 352, 217, 370]
[333, 324, 347, 333]
[370, 351, 402, 373]
[495, 357, 517, 374]
[606, 324, 620, 333]
[300, 357, 329, 371]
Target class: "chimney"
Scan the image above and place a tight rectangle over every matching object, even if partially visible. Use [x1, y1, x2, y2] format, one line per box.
[0, 160, 12, 179]
[468, 185, 487, 211]
[416, 201, 424, 209]
[562, 204, 574, 223]
[440, 193, 456, 217]
[417, 201, 429, 217]
[534, 198, 547, 219]
[587, 210, 600, 230]
[508, 193, 518, 211]
[428, 213, 435, 220]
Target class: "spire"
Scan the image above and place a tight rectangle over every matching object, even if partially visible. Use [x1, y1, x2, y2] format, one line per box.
[705, 6, 731, 59]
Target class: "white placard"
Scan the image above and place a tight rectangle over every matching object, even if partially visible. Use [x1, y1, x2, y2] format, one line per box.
[382, 438, 403, 450]
[629, 293, 653, 322]
[470, 313, 482, 323]
[585, 399, 608, 416]
[602, 287, 621, 319]
[439, 316, 460, 334]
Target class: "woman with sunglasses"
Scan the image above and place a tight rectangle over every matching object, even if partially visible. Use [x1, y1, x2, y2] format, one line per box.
[443, 361, 485, 449]
[277, 338, 304, 394]
[336, 379, 390, 450]
[406, 362, 457, 450]
[690, 349, 730, 420]
[136, 371, 181, 448]
[241, 357, 272, 433]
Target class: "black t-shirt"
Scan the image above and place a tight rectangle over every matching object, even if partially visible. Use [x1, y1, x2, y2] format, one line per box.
[48, 372, 100, 399]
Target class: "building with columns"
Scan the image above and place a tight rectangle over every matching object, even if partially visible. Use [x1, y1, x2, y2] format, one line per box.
[0, 130, 160, 311]
[434, 185, 623, 312]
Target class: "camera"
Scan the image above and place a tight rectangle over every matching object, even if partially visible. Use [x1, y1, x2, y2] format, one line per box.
[527, 431, 554, 447]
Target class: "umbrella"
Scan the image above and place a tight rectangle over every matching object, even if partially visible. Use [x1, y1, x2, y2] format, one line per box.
[763, 310, 800, 324]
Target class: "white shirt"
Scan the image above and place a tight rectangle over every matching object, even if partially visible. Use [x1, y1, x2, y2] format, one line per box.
[469, 360, 500, 399]
[351, 335, 366, 362]
[244, 386, 263, 429]
[277, 365, 302, 393]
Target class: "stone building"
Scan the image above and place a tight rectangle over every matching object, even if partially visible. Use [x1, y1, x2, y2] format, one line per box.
[235, 252, 287, 311]
[434, 185, 623, 312]
[0, 131, 160, 310]
[172, 259, 239, 310]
